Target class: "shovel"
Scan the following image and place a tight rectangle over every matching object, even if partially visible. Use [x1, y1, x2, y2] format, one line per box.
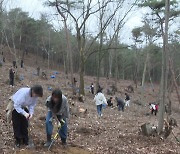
[27, 121, 35, 148]
[48, 130, 59, 151]
[48, 120, 65, 150]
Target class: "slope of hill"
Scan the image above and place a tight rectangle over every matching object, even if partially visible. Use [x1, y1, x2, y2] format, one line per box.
[1, 45, 62, 71]
[0, 59, 179, 154]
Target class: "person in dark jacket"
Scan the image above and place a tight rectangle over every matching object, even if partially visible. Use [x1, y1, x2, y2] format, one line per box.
[116, 97, 125, 112]
[37, 67, 40, 76]
[125, 93, 130, 107]
[21, 60, 24, 68]
[44, 89, 69, 147]
[13, 60, 17, 68]
[90, 83, 94, 94]
[9, 66, 15, 87]
[107, 97, 113, 107]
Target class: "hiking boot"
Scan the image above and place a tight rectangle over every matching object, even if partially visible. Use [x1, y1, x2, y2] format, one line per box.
[62, 141, 67, 149]
[61, 138, 67, 147]
[15, 142, 20, 148]
[27, 140, 35, 148]
[44, 134, 52, 147]
[44, 141, 51, 147]
[62, 143, 68, 149]
[15, 139, 20, 148]
[23, 138, 29, 146]
[62, 141, 67, 146]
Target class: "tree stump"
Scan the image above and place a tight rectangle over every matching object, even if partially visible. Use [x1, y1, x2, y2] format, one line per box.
[141, 123, 156, 136]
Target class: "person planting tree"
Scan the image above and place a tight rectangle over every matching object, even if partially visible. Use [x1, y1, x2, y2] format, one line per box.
[44, 89, 70, 147]
[11, 85, 43, 148]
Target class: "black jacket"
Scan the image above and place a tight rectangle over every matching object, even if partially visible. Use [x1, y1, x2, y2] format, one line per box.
[116, 98, 124, 107]
[125, 95, 130, 101]
[9, 69, 14, 79]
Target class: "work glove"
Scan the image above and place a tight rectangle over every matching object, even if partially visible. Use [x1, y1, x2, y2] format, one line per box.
[58, 119, 65, 128]
[24, 112, 30, 119]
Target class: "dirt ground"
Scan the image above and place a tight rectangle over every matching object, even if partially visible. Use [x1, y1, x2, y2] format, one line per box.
[0, 61, 180, 154]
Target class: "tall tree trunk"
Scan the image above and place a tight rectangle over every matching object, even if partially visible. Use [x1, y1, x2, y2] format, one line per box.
[141, 52, 149, 87]
[63, 51, 68, 75]
[140, 51, 149, 105]
[115, 52, 118, 88]
[114, 36, 118, 89]
[79, 47, 85, 95]
[64, 19, 74, 95]
[96, 31, 103, 91]
[169, 58, 180, 105]
[76, 29, 85, 95]
[134, 42, 138, 88]
[122, 61, 125, 80]
[108, 50, 113, 78]
[158, 0, 170, 134]
[48, 53, 50, 70]
[96, 2, 104, 91]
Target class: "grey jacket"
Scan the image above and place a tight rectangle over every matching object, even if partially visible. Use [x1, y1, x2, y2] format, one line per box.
[45, 95, 70, 119]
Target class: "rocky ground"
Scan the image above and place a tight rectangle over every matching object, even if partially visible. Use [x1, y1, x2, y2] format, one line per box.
[0, 61, 180, 154]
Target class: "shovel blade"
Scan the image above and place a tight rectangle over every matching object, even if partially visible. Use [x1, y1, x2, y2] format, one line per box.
[48, 140, 55, 151]
[28, 139, 35, 148]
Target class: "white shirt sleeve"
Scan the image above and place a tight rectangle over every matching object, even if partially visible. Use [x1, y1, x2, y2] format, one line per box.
[102, 94, 107, 104]
[13, 88, 35, 116]
[13, 96, 27, 116]
[28, 101, 37, 115]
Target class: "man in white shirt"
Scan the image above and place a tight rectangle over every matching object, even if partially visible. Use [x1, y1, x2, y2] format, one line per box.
[11, 85, 43, 148]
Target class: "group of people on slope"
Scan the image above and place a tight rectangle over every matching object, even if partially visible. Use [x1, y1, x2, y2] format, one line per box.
[93, 87, 131, 117]
[6, 85, 69, 148]
[93, 88, 159, 117]
[6, 82, 158, 148]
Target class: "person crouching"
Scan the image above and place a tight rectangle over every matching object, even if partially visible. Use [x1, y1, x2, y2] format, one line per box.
[107, 97, 113, 107]
[44, 89, 69, 147]
[149, 103, 158, 116]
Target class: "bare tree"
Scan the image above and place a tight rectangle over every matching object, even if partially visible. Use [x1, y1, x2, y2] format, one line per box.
[54, 0, 75, 95]
[48, 0, 114, 95]
[157, 0, 170, 133]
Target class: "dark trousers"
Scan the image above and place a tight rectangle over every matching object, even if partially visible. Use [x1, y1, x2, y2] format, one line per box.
[10, 78, 14, 86]
[151, 109, 157, 116]
[12, 109, 29, 144]
[91, 88, 94, 94]
[108, 102, 113, 107]
[45, 111, 68, 142]
[118, 105, 124, 112]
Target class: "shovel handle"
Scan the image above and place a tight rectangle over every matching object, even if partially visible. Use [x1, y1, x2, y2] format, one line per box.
[48, 140, 55, 151]
[48, 132, 59, 150]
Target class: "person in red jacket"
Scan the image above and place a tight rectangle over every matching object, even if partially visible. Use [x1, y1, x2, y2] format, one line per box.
[149, 103, 158, 116]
